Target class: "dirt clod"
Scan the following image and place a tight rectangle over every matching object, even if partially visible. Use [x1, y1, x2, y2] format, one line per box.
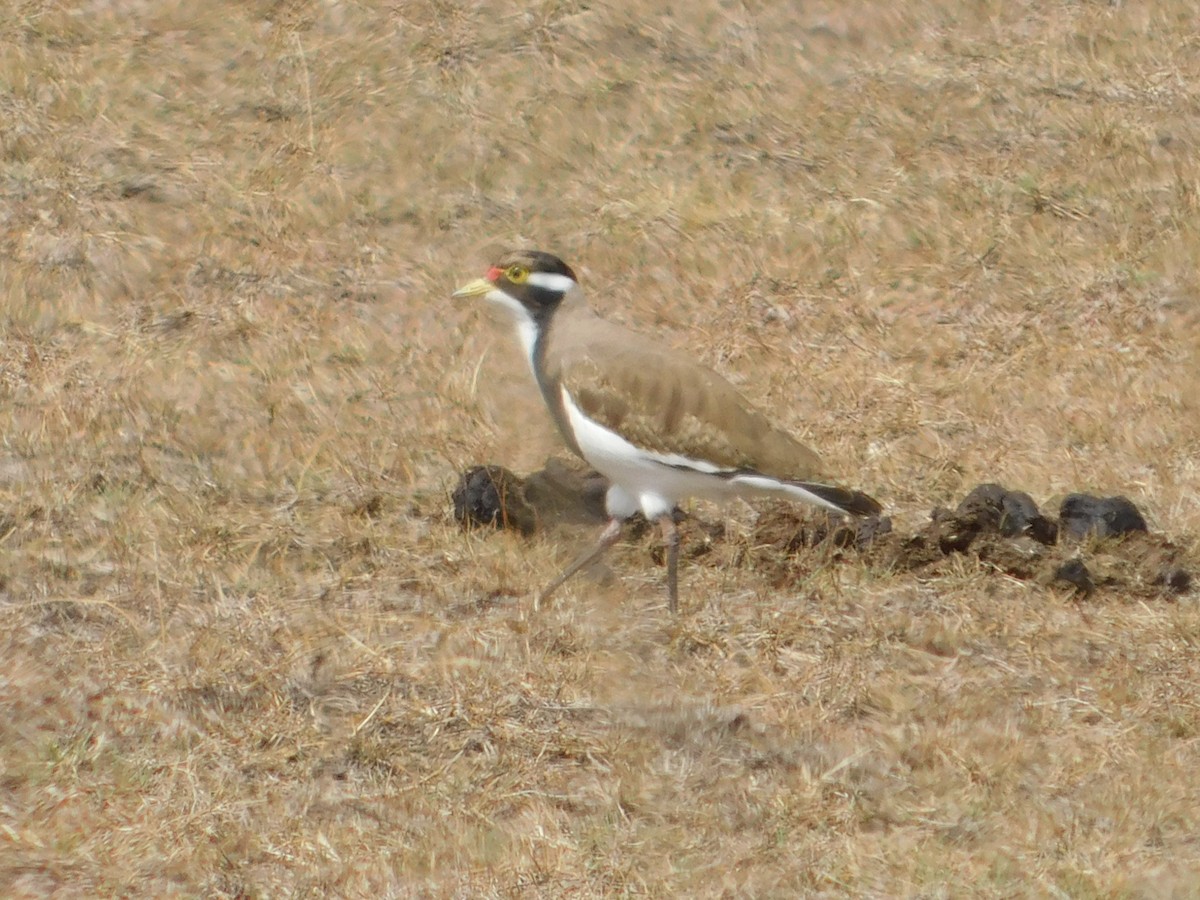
[521, 457, 609, 526]
[455, 470, 1193, 602]
[863, 485, 1186, 601]
[1153, 567, 1192, 595]
[1059, 493, 1149, 540]
[1052, 558, 1095, 595]
[452, 465, 538, 535]
[956, 483, 1058, 544]
[453, 458, 610, 536]
[751, 506, 892, 553]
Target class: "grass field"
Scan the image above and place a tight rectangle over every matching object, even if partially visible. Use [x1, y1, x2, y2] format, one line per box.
[3, 0, 1200, 895]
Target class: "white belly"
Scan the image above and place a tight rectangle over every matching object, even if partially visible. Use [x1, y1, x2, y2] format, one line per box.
[560, 388, 738, 520]
[560, 386, 850, 521]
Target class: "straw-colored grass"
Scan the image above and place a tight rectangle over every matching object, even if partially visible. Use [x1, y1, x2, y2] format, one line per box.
[3, 0, 1200, 894]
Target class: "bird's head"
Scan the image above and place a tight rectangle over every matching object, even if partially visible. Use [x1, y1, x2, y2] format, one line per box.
[452, 250, 580, 329]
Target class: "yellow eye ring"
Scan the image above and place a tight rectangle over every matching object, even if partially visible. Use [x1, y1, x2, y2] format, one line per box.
[506, 264, 529, 283]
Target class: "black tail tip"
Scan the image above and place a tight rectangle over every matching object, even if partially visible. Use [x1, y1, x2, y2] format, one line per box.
[806, 484, 883, 518]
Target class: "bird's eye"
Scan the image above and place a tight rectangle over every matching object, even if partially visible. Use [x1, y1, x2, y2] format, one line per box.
[506, 265, 529, 283]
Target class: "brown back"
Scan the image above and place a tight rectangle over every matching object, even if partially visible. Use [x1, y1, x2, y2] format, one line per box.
[539, 292, 826, 481]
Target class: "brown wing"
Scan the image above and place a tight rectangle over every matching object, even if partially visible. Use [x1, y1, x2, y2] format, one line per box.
[544, 305, 825, 481]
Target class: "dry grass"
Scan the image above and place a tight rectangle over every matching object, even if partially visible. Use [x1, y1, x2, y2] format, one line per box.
[3, 0, 1200, 895]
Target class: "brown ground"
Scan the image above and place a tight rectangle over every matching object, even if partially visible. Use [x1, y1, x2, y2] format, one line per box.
[4, 0, 1200, 895]
[459, 462, 1193, 605]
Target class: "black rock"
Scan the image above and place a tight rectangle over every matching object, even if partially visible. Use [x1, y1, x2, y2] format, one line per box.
[1001, 490, 1058, 544]
[955, 483, 1058, 544]
[1059, 494, 1148, 540]
[1153, 567, 1192, 595]
[930, 505, 979, 554]
[1053, 558, 1095, 595]
[954, 483, 1008, 530]
[451, 465, 537, 535]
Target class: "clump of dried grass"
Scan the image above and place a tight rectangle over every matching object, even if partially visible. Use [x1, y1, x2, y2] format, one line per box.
[2, 0, 1200, 894]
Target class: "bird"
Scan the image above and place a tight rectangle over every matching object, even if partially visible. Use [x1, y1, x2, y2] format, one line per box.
[452, 249, 881, 612]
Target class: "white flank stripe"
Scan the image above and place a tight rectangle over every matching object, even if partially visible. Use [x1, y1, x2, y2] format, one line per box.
[730, 474, 848, 514]
[561, 388, 852, 518]
[642, 451, 727, 475]
[526, 272, 577, 292]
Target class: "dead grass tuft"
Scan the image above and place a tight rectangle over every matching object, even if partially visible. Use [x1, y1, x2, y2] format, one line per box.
[3, 0, 1200, 893]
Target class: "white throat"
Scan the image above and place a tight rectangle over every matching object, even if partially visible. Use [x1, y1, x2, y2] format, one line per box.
[484, 288, 539, 373]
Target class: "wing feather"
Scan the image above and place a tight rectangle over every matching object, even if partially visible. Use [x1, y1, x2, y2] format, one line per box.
[544, 306, 825, 481]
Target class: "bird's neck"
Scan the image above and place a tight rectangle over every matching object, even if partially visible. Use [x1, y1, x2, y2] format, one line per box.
[529, 296, 595, 458]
